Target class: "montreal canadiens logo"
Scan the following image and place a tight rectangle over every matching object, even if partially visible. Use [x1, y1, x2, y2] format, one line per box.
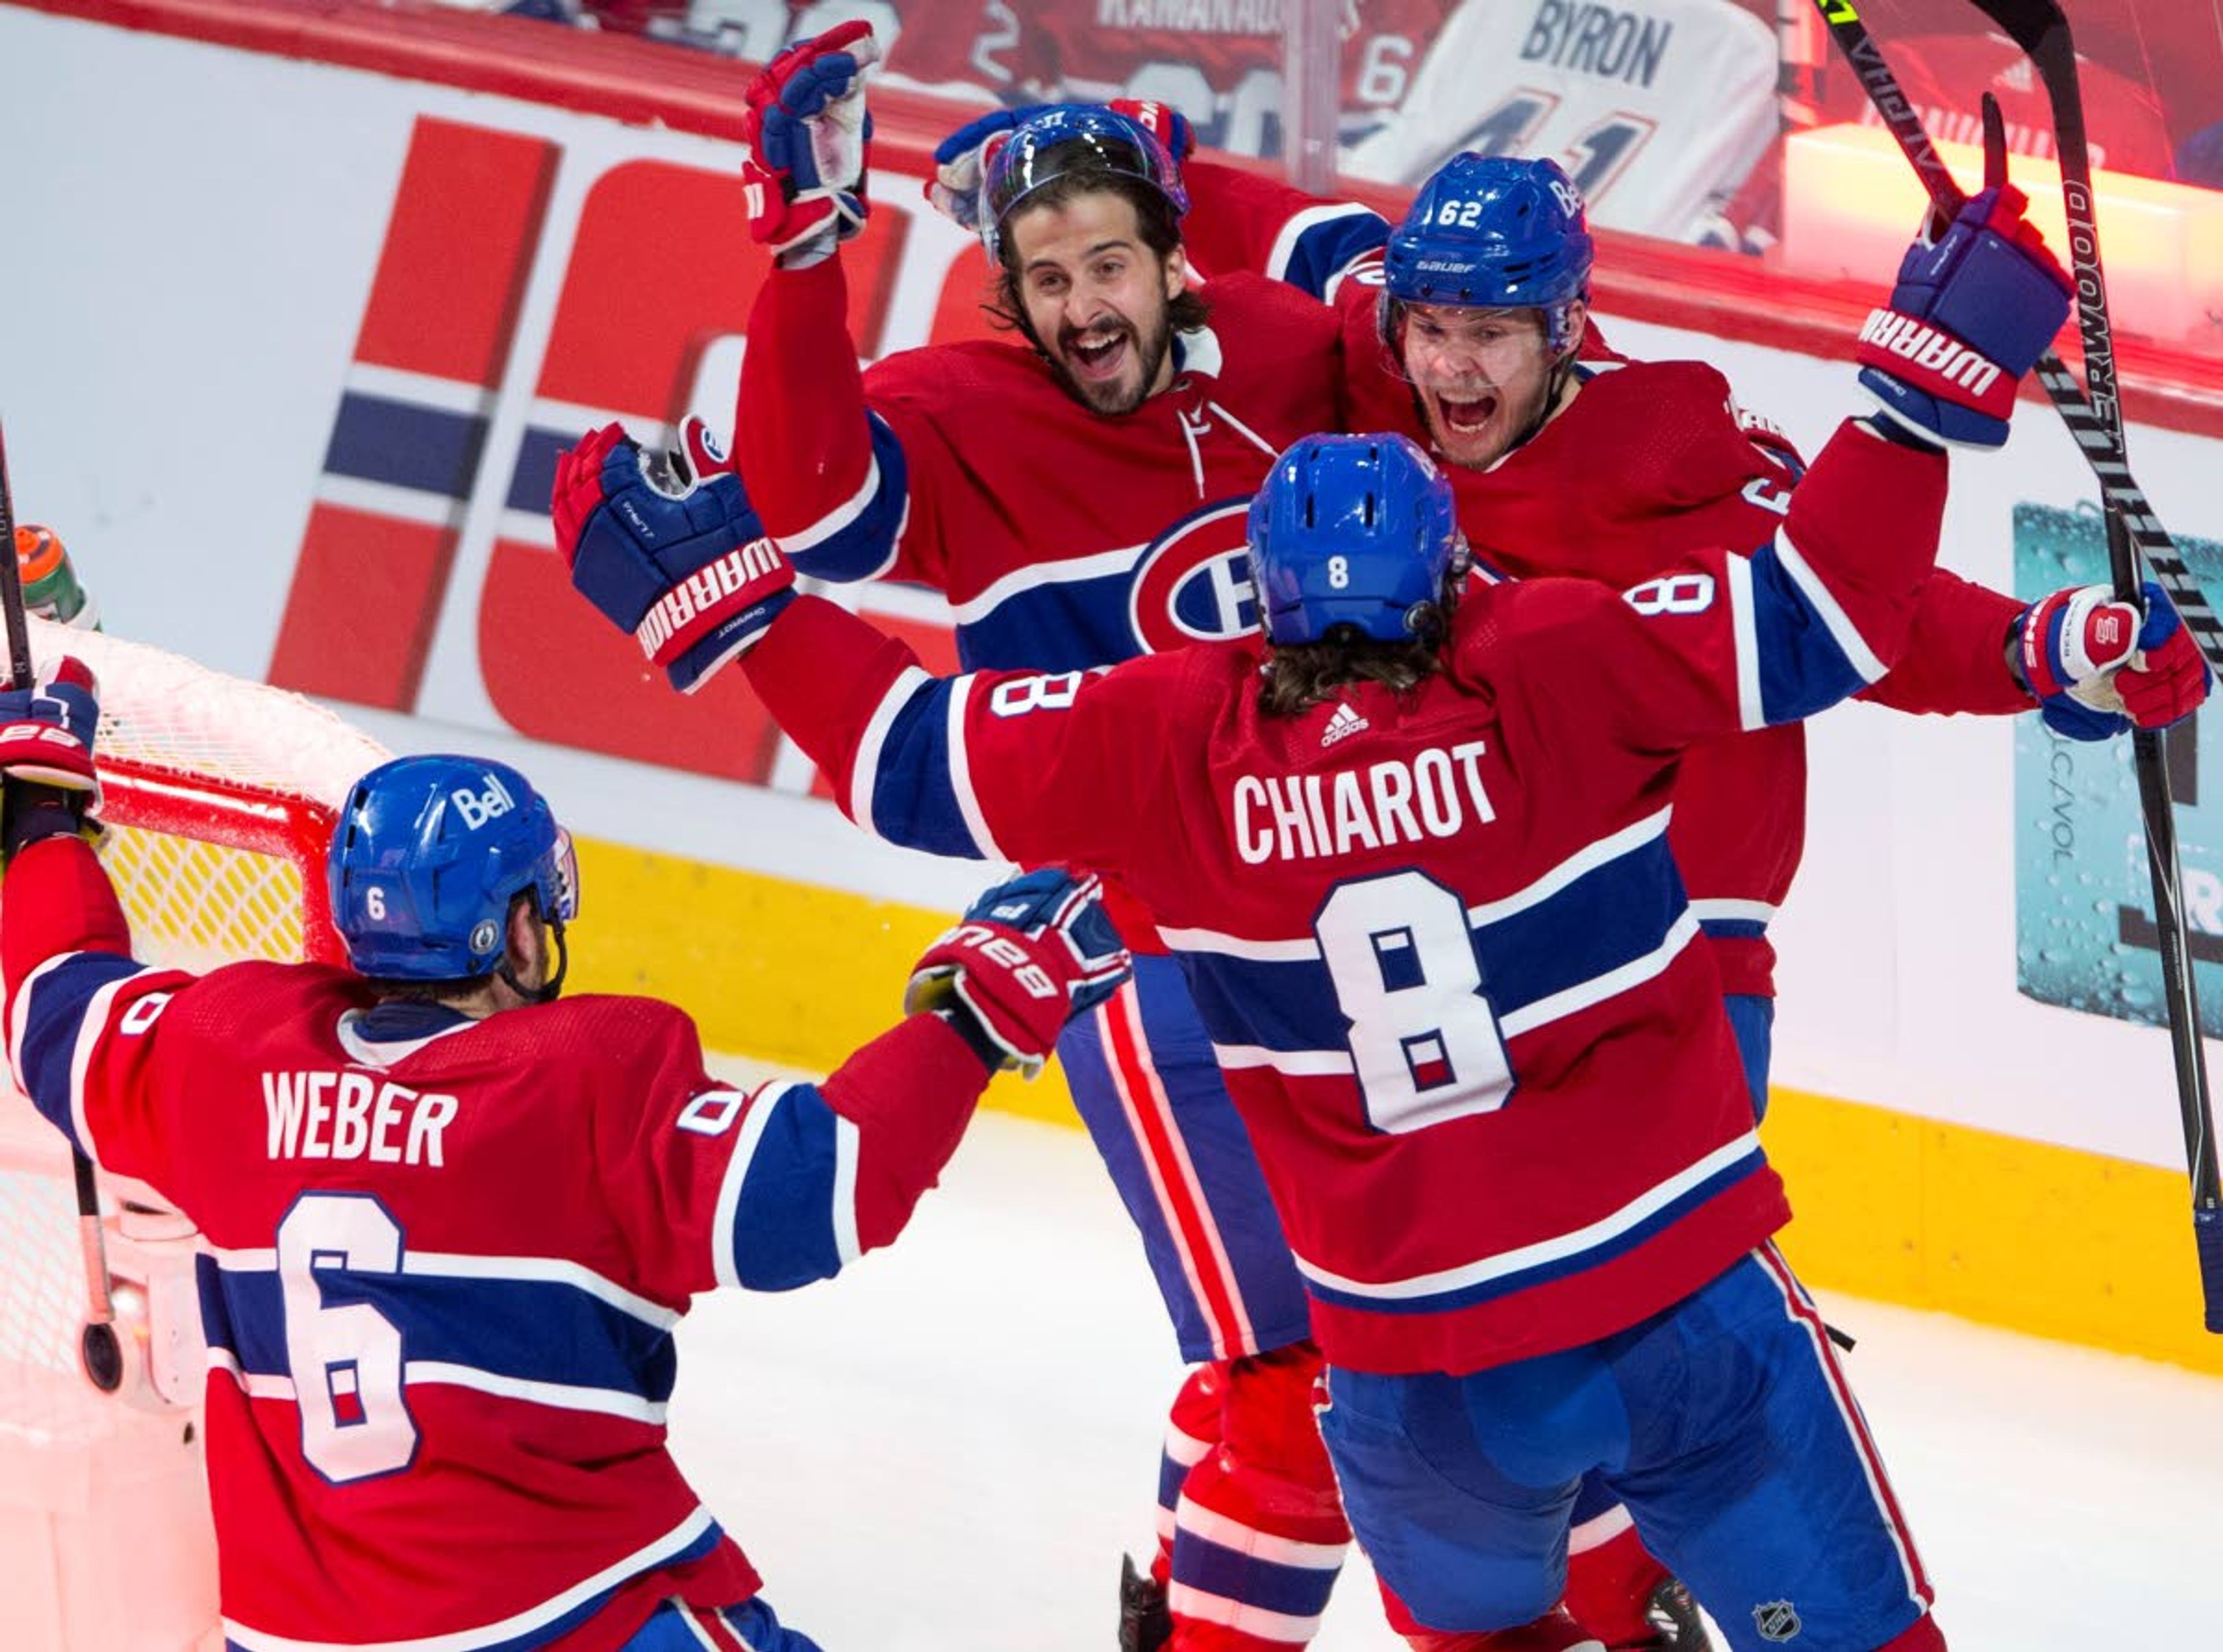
[1127, 498, 1257, 653]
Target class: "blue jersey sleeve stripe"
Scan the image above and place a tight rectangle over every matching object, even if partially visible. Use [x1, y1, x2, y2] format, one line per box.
[1760, 529, 1885, 685]
[775, 412, 909, 584]
[831, 1111, 861, 1269]
[860, 674, 996, 860]
[848, 665, 934, 834]
[711, 1081, 789, 1290]
[945, 674, 1008, 863]
[9, 952, 160, 1158]
[1265, 204, 1389, 303]
[721, 1083, 850, 1291]
[1728, 551, 1765, 731]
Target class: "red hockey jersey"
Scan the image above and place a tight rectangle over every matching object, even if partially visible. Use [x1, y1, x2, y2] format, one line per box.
[2, 834, 991, 1652]
[1179, 158, 2034, 996]
[745, 417, 1947, 1372]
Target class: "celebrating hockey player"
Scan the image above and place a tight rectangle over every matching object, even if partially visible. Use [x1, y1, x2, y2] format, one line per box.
[0, 708, 1128, 1652]
[556, 160, 2191, 1650]
[729, 30, 1362, 1650]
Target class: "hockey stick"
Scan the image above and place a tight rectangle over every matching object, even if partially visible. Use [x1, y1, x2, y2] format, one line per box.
[1803, 0, 2223, 679]
[1810, 0, 2222, 1329]
[0, 420, 126, 1389]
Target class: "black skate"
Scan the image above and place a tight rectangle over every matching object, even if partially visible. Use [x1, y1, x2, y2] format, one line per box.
[1633, 1575, 1715, 1650]
[1118, 1554, 1172, 1652]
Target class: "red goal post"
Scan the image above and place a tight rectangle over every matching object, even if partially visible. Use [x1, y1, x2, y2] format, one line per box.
[0, 617, 389, 1652]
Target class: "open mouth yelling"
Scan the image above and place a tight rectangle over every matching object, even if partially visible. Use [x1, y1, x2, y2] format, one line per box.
[1062, 325, 1133, 384]
[1433, 391, 1500, 437]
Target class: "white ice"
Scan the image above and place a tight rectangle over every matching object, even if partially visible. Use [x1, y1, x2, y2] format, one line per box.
[677, 1106, 2223, 1650]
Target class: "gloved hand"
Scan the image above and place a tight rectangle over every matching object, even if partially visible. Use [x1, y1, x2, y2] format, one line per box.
[925, 98, 1195, 233]
[741, 21, 881, 264]
[0, 656, 101, 856]
[926, 103, 1051, 233]
[1107, 97, 1194, 161]
[905, 868, 1132, 1078]
[2016, 580, 2213, 739]
[1855, 181, 2072, 449]
[552, 420, 795, 693]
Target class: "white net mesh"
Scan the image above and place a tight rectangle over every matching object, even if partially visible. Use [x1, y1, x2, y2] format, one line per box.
[0, 617, 390, 1457]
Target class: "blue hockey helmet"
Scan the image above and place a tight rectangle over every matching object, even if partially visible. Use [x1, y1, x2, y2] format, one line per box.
[981, 105, 1190, 261]
[328, 755, 578, 981]
[1248, 434, 1465, 646]
[1382, 155, 1595, 353]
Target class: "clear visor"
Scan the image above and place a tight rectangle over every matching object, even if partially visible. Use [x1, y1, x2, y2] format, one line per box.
[544, 827, 580, 924]
[987, 130, 1172, 240]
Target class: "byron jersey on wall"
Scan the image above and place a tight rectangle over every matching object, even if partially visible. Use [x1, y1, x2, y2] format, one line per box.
[1341, 0, 1780, 241]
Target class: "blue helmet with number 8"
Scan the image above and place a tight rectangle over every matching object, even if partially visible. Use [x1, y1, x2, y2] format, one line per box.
[329, 754, 578, 980]
[1248, 434, 1465, 645]
[1384, 154, 1594, 354]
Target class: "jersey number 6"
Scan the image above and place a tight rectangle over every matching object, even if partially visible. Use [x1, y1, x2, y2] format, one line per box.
[277, 1194, 420, 1485]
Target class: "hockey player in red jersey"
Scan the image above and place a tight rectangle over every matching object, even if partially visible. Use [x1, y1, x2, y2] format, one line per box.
[732, 32, 1362, 1651]
[0, 707, 1129, 1652]
[556, 172, 2186, 1649]
[906, 105, 2209, 1646]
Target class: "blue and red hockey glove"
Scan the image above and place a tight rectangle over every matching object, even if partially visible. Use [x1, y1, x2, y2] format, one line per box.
[0, 655, 102, 857]
[742, 21, 880, 263]
[1855, 181, 2072, 449]
[2016, 580, 2212, 739]
[551, 420, 795, 694]
[904, 868, 1132, 1078]
[925, 99, 1195, 233]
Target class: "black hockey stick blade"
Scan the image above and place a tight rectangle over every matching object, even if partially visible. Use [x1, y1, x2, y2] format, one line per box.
[0, 420, 123, 1390]
[1964, 0, 2061, 58]
[1803, 0, 2223, 677]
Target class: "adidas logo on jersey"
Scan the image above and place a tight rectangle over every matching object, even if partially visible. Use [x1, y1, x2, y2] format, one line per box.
[1320, 703, 1370, 747]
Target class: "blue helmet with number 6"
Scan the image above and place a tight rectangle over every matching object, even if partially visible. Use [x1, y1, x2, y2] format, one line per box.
[1248, 434, 1466, 645]
[1383, 155, 1594, 353]
[329, 754, 578, 981]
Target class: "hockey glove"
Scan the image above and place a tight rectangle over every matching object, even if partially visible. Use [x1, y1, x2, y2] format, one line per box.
[0, 656, 101, 856]
[552, 420, 795, 694]
[2015, 581, 2212, 739]
[925, 99, 1195, 234]
[742, 21, 881, 265]
[904, 869, 1132, 1078]
[1855, 182, 2072, 449]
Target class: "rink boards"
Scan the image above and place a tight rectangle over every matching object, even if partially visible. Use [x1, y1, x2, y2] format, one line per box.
[3, 0, 2222, 1372]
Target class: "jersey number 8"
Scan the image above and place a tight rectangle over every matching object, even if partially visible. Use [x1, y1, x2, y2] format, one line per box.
[1316, 871, 1514, 1133]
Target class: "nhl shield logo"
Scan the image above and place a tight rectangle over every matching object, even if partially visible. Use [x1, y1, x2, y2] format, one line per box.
[1753, 1600, 1803, 1642]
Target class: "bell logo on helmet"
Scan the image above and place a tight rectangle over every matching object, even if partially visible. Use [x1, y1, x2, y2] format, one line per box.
[452, 772, 516, 831]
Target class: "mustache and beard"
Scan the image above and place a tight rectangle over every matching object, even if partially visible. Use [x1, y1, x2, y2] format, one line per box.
[1044, 309, 1176, 417]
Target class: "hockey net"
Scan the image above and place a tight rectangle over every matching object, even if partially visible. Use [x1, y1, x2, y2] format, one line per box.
[0, 618, 389, 1651]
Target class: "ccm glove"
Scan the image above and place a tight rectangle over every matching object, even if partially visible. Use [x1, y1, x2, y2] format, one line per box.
[905, 868, 1132, 1078]
[552, 420, 795, 693]
[1856, 182, 2072, 449]
[2016, 580, 2212, 739]
[742, 21, 881, 263]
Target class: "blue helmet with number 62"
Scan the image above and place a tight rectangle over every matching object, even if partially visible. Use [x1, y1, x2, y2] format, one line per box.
[1384, 154, 1594, 353]
[328, 754, 578, 980]
[1248, 434, 1466, 645]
